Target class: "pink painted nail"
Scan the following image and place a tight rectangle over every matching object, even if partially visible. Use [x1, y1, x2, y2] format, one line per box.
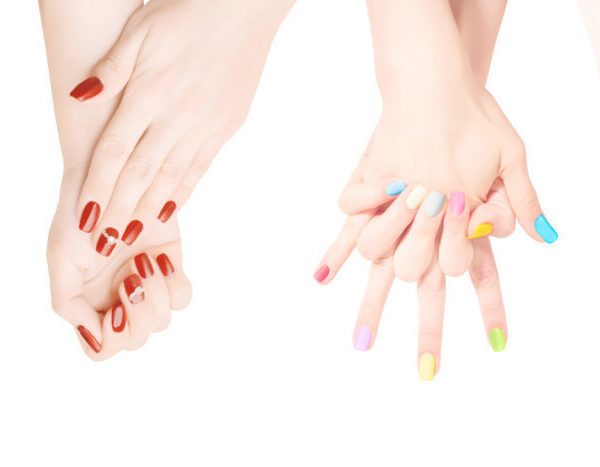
[313, 264, 330, 283]
[354, 325, 371, 351]
[449, 191, 465, 217]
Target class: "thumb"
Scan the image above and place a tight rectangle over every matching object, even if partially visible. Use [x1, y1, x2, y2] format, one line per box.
[501, 142, 558, 244]
[69, 18, 148, 102]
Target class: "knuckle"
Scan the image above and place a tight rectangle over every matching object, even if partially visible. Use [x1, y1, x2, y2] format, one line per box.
[124, 158, 156, 182]
[103, 52, 124, 75]
[98, 136, 128, 162]
[469, 263, 498, 288]
[418, 273, 446, 296]
[420, 328, 442, 343]
[159, 160, 185, 181]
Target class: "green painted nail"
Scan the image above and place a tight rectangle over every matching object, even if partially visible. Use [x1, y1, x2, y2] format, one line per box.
[489, 328, 506, 352]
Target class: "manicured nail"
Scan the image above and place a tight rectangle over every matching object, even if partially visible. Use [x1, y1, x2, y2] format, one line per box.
[467, 223, 493, 239]
[534, 214, 558, 244]
[158, 201, 177, 223]
[489, 328, 506, 352]
[425, 191, 446, 217]
[96, 228, 119, 257]
[449, 191, 465, 216]
[134, 253, 154, 279]
[70, 77, 103, 101]
[354, 325, 371, 351]
[157, 253, 175, 277]
[406, 185, 427, 209]
[419, 353, 436, 381]
[124, 274, 145, 305]
[313, 264, 330, 283]
[111, 304, 126, 333]
[79, 201, 100, 233]
[385, 180, 407, 196]
[77, 325, 101, 353]
[122, 220, 144, 245]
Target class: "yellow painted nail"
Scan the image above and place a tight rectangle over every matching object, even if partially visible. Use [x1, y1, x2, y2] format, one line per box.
[467, 222, 493, 239]
[406, 185, 427, 209]
[419, 353, 436, 381]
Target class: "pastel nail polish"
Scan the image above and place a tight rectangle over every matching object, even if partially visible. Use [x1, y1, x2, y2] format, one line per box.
[467, 223, 493, 239]
[157, 254, 175, 277]
[425, 191, 446, 217]
[158, 201, 177, 223]
[96, 228, 119, 257]
[354, 325, 371, 351]
[124, 274, 145, 305]
[406, 185, 427, 209]
[77, 325, 101, 353]
[70, 77, 103, 101]
[111, 304, 126, 333]
[489, 328, 506, 352]
[79, 201, 100, 233]
[313, 264, 330, 283]
[419, 353, 436, 381]
[449, 191, 465, 217]
[134, 253, 154, 279]
[122, 220, 144, 245]
[385, 180, 407, 196]
[534, 214, 558, 244]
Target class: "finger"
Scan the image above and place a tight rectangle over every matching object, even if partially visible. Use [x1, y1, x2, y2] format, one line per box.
[338, 178, 405, 215]
[468, 237, 508, 352]
[393, 188, 446, 282]
[131, 253, 172, 331]
[439, 191, 473, 276]
[501, 141, 558, 243]
[313, 212, 374, 285]
[97, 302, 130, 361]
[146, 241, 193, 311]
[117, 272, 155, 350]
[417, 258, 446, 381]
[467, 181, 516, 239]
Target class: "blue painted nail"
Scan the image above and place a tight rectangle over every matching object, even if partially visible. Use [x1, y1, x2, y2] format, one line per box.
[385, 181, 406, 196]
[425, 191, 446, 217]
[534, 214, 558, 244]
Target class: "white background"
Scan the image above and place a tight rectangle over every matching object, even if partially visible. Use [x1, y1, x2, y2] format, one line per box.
[1, 1, 599, 466]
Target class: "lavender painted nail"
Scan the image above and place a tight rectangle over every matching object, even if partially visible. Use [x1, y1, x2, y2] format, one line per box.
[354, 325, 371, 351]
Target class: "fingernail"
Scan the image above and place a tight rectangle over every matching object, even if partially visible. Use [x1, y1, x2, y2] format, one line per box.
[449, 191, 465, 216]
[425, 191, 446, 217]
[157, 253, 175, 277]
[385, 180, 407, 196]
[489, 328, 506, 352]
[354, 325, 371, 351]
[313, 264, 330, 283]
[534, 214, 558, 244]
[419, 353, 436, 381]
[111, 304, 126, 333]
[467, 223, 493, 239]
[96, 228, 119, 257]
[406, 185, 427, 209]
[158, 201, 177, 223]
[124, 274, 145, 305]
[134, 253, 154, 279]
[79, 201, 100, 233]
[77, 325, 101, 353]
[70, 77, 103, 101]
[122, 220, 144, 245]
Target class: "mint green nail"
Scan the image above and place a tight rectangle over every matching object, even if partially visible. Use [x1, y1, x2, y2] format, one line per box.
[489, 328, 506, 352]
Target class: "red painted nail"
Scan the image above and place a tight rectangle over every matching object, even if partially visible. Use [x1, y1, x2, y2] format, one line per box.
[313, 264, 330, 283]
[157, 201, 177, 223]
[79, 201, 100, 233]
[122, 220, 144, 245]
[111, 304, 126, 333]
[70, 77, 103, 101]
[134, 253, 154, 279]
[77, 325, 101, 353]
[157, 253, 175, 277]
[96, 228, 119, 257]
[124, 274, 145, 304]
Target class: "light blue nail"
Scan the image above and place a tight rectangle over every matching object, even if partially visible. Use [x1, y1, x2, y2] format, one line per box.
[425, 191, 446, 217]
[534, 214, 558, 244]
[385, 181, 406, 196]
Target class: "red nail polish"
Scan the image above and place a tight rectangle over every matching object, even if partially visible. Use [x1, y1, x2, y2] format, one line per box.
[157, 253, 175, 276]
[70, 77, 103, 101]
[79, 201, 100, 233]
[157, 201, 177, 223]
[122, 220, 144, 245]
[77, 325, 101, 353]
[111, 304, 126, 333]
[134, 253, 154, 279]
[96, 228, 119, 257]
[313, 264, 330, 283]
[124, 274, 145, 304]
